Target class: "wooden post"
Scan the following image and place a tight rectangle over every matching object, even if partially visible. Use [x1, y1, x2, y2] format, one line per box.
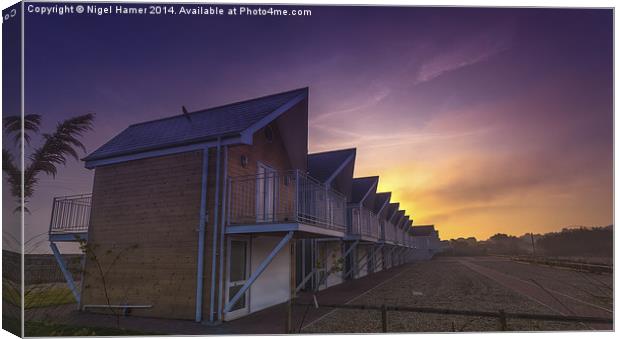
[381, 304, 388, 332]
[498, 310, 507, 331]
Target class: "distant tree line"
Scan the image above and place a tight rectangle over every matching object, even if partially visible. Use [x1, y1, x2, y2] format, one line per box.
[442, 225, 612, 258]
[536, 225, 612, 257]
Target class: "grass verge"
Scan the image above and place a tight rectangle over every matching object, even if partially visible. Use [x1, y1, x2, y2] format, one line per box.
[25, 321, 155, 336]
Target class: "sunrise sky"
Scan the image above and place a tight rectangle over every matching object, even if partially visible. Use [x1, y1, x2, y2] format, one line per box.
[6, 5, 612, 252]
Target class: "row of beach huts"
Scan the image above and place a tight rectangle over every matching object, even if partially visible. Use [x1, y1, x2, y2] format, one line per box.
[47, 88, 443, 323]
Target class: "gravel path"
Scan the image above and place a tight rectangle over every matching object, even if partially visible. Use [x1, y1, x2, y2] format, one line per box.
[302, 258, 590, 333]
[472, 257, 613, 311]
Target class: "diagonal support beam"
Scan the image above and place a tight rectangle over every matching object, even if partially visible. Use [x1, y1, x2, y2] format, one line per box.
[373, 244, 385, 271]
[338, 240, 359, 280]
[224, 231, 293, 313]
[295, 269, 316, 293]
[50, 242, 80, 303]
[344, 242, 372, 278]
[312, 240, 359, 289]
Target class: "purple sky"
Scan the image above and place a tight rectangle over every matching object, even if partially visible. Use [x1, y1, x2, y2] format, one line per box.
[7, 5, 612, 252]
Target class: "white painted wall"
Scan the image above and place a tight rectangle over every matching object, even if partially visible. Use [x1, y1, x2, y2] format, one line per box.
[324, 242, 343, 288]
[384, 248, 392, 269]
[249, 236, 291, 313]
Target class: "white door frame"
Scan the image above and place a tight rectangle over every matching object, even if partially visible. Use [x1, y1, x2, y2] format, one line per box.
[256, 162, 276, 223]
[224, 237, 251, 320]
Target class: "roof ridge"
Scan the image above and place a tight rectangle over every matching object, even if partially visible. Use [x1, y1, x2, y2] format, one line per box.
[353, 176, 379, 181]
[308, 147, 357, 157]
[128, 87, 309, 128]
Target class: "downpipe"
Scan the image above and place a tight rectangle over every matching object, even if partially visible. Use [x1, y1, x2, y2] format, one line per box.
[194, 146, 210, 322]
[217, 146, 229, 321]
[207, 139, 222, 323]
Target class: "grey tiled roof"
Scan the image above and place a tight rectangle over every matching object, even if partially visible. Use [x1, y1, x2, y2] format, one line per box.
[386, 203, 399, 219]
[307, 148, 356, 183]
[84, 88, 308, 162]
[350, 176, 378, 204]
[373, 192, 391, 214]
[412, 225, 436, 236]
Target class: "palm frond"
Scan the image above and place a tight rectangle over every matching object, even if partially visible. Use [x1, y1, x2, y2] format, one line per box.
[24, 113, 94, 198]
[3, 114, 41, 145]
[2, 149, 21, 198]
[2, 148, 26, 213]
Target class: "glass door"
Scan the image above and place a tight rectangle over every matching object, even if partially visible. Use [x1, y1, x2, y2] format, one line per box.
[225, 238, 250, 320]
[256, 163, 276, 222]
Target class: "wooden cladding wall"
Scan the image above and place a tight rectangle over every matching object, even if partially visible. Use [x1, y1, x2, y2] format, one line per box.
[81, 151, 204, 320]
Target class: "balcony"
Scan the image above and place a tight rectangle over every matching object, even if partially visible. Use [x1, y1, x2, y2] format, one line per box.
[348, 206, 380, 241]
[49, 194, 91, 242]
[226, 170, 347, 237]
[383, 221, 397, 244]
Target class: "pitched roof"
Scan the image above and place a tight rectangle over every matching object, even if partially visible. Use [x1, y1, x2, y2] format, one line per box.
[386, 203, 399, 220]
[350, 176, 379, 204]
[412, 225, 436, 236]
[307, 148, 356, 183]
[84, 88, 308, 162]
[396, 210, 406, 225]
[373, 192, 391, 214]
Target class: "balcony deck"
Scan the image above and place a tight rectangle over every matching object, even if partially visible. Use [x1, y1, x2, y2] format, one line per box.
[48, 194, 91, 242]
[226, 170, 347, 238]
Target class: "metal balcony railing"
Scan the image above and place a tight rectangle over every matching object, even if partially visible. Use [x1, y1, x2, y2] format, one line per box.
[350, 206, 380, 239]
[49, 194, 92, 234]
[227, 170, 347, 232]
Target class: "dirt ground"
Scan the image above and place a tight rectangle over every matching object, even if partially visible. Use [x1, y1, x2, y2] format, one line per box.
[22, 256, 612, 334]
[302, 256, 612, 333]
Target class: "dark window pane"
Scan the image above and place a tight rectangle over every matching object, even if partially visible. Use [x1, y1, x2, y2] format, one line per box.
[230, 241, 246, 282]
[228, 285, 246, 311]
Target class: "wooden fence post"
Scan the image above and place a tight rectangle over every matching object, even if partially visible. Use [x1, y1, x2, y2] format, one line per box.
[498, 310, 507, 331]
[381, 304, 388, 332]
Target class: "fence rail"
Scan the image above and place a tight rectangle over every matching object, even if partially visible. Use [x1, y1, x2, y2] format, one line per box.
[383, 221, 397, 243]
[503, 255, 613, 274]
[350, 206, 380, 239]
[292, 301, 612, 332]
[49, 194, 92, 234]
[228, 170, 347, 232]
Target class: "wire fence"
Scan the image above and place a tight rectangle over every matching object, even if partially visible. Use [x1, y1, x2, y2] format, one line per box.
[291, 301, 613, 333]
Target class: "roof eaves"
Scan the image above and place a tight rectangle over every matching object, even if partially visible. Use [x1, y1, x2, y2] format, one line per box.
[376, 192, 392, 215]
[388, 203, 400, 221]
[240, 89, 308, 145]
[84, 133, 243, 169]
[324, 150, 356, 187]
[83, 130, 241, 163]
[358, 176, 379, 205]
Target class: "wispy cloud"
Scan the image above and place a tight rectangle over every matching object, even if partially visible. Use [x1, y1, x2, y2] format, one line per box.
[414, 31, 513, 85]
[310, 123, 491, 152]
[310, 87, 391, 123]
